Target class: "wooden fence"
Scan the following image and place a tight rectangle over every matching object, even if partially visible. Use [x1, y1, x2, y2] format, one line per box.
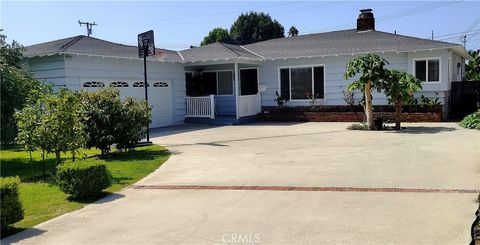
[449, 81, 480, 119]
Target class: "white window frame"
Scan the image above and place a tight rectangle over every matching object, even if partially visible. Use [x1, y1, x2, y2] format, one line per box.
[413, 57, 441, 83]
[201, 69, 234, 96]
[277, 64, 326, 101]
[239, 67, 260, 96]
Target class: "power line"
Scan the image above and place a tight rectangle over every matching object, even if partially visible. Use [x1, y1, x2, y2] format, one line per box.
[434, 28, 480, 39]
[98, 2, 299, 24]
[303, 0, 462, 34]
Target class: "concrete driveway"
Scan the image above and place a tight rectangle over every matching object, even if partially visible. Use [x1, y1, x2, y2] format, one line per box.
[4, 122, 480, 244]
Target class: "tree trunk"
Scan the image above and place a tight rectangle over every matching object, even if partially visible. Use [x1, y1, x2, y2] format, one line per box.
[72, 149, 75, 162]
[395, 99, 403, 130]
[42, 150, 46, 177]
[55, 151, 61, 165]
[365, 81, 374, 130]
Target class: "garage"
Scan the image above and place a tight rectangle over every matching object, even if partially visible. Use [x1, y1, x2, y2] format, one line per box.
[82, 80, 174, 128]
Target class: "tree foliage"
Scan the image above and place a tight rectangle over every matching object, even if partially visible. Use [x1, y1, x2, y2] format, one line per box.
[381, 70, 422, 129]
[115, 97, 151, 151]
[288, 26, 299, 37]
[0, 31, 50, 145]
[80, 88, 122, 155]
[200, 28, 232, 46]
[16, 90, 84, 164]
[79, 88, 151, 154]
[229, 12, 284, 45]
[344, 54, 389, 130]
[465, 49, 480, 81]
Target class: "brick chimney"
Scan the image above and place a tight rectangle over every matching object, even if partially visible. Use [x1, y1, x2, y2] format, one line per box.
[357, 9, 375, 31]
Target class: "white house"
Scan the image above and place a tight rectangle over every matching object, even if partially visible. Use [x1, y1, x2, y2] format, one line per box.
[23, 9, 469, 127]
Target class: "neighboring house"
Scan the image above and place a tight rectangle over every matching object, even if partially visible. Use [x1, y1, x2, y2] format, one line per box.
[23, 9, 469, 127]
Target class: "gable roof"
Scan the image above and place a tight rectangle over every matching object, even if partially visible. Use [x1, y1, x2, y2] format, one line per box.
[179, 42, 263, 63]
[24, 29, 468, 64]
[24, 35, 183, 62]
[242, 29, 466, 60]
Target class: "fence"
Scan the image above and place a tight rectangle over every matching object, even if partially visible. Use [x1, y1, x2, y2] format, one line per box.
[185, 95, 215, 119]
[449, 81, 480, 119]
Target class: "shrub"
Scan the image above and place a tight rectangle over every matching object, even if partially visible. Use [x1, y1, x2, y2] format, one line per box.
[347, 123, 368, 130]
[79, 89, 122, 155]
[1, 177, 24, 229]
[115, 97, 151, 151]
[56, 161, 112, 199]
[460, 111, 480, 129]
[79, 89, 151, 154]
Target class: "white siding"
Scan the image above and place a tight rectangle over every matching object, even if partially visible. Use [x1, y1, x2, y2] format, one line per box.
[26, 55, 66, 92]
[258, 51, 452, 109]
[63, 55, 186, 125]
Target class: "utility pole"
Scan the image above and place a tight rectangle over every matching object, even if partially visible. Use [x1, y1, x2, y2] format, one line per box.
[431, 30, 434, 40]
[78, 20, 97, 37]
[462, 35, 467, 48]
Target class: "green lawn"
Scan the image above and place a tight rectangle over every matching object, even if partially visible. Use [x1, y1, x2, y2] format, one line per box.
[1, 145, 170, 236]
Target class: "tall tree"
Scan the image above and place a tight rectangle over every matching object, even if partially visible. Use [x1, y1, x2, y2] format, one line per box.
[288, 26, 299, 37]
[381, 70, 422, 130]
[344, 54, 388, 130]
[200, 28, 232, 46]
[465, 49, 480, 81]
[230, 12, 284, 45]
[0, 31, 48, 145]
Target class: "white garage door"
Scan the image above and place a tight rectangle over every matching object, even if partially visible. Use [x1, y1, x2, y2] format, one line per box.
[82, 80, 173, 128]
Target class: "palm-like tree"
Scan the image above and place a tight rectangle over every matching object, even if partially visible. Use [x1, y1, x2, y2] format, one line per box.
[344, 54, 388, 130]
[382, 70, 422, 130]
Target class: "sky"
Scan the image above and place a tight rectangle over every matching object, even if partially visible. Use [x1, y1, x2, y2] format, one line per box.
[1, 0, 479, 51]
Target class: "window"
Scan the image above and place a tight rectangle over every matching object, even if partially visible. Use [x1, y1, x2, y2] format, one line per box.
[279, 66, 324, 100]
[217, 71, 233, 95]
[110, 81, 129, 87]
[83, 81, 105, 87]
[202, 71, 233, 95]
[415, 58, 440, 82]
[133, 82, 149, 87]
[153, 81, 169, 87]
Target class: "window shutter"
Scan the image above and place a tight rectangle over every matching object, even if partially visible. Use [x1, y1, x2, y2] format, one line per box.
[280, 68, 290, 99]
[314, 66, 324, 98]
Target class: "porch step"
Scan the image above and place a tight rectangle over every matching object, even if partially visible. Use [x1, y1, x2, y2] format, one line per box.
[185, 115, 256, 126]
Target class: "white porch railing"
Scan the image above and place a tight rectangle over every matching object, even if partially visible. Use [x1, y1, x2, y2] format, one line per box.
[185, 95, 215, 119]
[238, 93, 261, 118]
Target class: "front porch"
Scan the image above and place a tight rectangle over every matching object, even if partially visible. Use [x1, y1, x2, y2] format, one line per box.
[184, 62, 261, 125]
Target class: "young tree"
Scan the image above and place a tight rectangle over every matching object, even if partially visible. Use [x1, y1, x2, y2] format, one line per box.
[344, 54, 389, 130]
[200, 28, 232, 46]
[0, 31, 48, 145]
[382, 70, 422, 130]
[230, 12, 284, 45]
[37, 90, 87, 164]
[288, 26, 299, 37]
[15, 105, 41, 161]
[465, 49, 480, 81]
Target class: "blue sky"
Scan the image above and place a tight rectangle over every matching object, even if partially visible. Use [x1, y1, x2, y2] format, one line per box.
[1, 1, 479, 51]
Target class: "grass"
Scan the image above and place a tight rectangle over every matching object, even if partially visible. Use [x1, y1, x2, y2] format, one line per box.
[0, 145, 170, 237]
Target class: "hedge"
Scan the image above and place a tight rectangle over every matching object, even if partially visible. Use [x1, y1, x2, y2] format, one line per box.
[1, 177, 24, 229]
[56, 161, 112, 199]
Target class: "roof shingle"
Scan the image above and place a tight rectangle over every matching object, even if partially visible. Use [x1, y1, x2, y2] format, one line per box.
[24, 35, 182, 62]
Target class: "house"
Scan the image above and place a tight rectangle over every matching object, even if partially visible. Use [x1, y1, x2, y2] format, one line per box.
[23, 9, 469, 127]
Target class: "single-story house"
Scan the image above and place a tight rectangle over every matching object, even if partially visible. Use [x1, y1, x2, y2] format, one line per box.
[23, 9, 470, 127]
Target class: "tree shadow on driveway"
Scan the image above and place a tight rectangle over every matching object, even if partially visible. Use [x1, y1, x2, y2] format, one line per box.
[386, 126, 457, 134]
